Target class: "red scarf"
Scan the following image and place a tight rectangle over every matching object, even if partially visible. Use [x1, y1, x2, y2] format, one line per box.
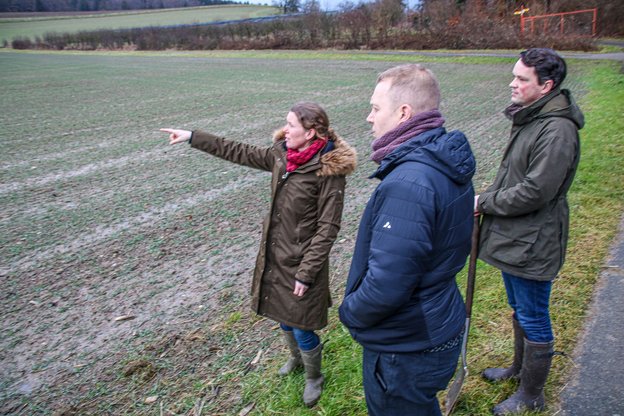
[286, 138, 327, 172]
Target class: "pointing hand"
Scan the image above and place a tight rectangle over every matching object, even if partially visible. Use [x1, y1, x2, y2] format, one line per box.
[160, 128, 192, 145]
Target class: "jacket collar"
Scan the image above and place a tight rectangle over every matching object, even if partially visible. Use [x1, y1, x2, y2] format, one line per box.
[372, 127, 445, 179]
[370, 127, 475, 186]
[504, 88, 584, 129]
[273, 129, 357, 177]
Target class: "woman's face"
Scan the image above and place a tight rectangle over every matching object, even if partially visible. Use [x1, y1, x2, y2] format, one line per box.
[284, 111, 314, 151]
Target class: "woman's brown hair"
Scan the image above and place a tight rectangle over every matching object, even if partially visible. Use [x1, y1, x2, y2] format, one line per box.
[290, 102, 337, 141]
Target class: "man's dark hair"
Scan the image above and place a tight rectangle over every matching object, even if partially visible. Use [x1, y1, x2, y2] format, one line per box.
[520, 48, 567, 89]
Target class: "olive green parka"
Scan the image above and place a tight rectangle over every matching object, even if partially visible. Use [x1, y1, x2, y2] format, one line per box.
[190, 129, 357, 330]
[478, 88, 584, 281]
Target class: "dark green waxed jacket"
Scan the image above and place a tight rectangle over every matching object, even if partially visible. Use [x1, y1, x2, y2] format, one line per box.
[190, 129, 357, 330]
[478, 88, 584, 281]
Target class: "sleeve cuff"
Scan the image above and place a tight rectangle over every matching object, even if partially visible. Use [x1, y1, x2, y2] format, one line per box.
[295, 278, 311, 287]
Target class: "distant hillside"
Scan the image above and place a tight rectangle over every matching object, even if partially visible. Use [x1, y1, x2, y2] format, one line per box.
[0, 4, 280, 42]
[0, 0, 249, 13]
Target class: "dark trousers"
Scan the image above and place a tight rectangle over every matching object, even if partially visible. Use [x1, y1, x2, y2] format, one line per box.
[362, 343, 460, 416]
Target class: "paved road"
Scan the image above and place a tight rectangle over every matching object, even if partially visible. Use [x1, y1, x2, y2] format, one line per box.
[558, 215, 624, 415]
[363, 49, 624, 62]
[561, 51, 624, 61]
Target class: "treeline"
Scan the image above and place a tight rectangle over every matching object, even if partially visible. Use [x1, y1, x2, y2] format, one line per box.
[11, 0, 622, 51]
[0, 0, 239, 12]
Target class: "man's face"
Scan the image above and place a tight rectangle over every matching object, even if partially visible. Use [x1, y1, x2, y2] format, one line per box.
[366, 80, 403, 139]
[509, 59, 552, 107]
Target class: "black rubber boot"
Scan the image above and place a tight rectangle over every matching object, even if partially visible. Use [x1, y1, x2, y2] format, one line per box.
[278, 330, 302, 376]
[300, 343, 324, 407]
[492, 339, 554, 415]
[483, 317, 525, 381]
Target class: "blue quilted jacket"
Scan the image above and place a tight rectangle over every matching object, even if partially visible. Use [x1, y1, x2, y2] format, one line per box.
[339, 127, 475, 352]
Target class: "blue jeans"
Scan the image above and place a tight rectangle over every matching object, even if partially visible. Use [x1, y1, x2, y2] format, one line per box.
[280, 323, 320, 351]
[502, 272, 553, 343]
[362, 344, 460, 416]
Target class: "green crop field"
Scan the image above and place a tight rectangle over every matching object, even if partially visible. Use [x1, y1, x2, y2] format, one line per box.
[0, 5, 280, 43]
[0, 49, 621, 415]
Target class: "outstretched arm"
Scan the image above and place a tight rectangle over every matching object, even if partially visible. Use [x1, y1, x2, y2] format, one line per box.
[159, 128, 275, 172]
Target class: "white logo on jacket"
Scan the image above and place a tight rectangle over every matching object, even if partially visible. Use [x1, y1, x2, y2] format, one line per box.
[383, 221, 392, 229]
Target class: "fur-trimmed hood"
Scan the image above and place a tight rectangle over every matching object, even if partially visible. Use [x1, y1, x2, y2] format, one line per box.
[273, 129, 357, 177]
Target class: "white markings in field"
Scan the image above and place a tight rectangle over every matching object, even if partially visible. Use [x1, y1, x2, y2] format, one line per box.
[2, 171, 268, 275]
[0, 139, 117, 171]
[0, 148, 164, 195]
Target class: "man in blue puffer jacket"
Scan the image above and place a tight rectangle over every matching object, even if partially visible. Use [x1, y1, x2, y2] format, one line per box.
[339, 64, 476, 415]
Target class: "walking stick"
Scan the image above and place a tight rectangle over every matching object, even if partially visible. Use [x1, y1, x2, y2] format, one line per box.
[444, 214, 480, 416]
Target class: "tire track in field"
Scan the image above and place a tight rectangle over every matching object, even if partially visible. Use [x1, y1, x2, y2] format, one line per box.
[1, 171, 267, 275]
[0, 95, 367, 195]
[2, 81, 368, 170]
[0, 109, 280, 171]
[0, 119, 273, 196]
[0, 147, 168, 195]
[0, 139, 117, 170]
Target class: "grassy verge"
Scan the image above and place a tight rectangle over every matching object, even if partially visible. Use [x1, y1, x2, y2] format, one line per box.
[598, 44, 624, 53]
[238, 61, 624, 415]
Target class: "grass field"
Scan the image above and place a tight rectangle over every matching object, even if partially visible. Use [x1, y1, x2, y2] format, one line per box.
[0, 5, 280, 44]
[0, 49, 622, 415]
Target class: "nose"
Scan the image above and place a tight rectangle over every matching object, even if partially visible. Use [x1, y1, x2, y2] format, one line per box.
[366, 111, 374, 124]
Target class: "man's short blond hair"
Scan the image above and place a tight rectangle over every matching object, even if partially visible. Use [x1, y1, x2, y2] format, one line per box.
[377, 64, 441, 114]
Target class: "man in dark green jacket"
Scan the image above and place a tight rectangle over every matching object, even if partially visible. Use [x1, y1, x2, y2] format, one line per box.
[475, 48, 584, 415]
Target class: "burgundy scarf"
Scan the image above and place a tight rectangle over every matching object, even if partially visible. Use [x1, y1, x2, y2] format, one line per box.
[371, 110, 445, 164]
[286, 138, 327, 172]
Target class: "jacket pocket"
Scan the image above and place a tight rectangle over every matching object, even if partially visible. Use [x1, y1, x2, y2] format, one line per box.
[374, 353, 388, 392]
[486, 224, 540, 268]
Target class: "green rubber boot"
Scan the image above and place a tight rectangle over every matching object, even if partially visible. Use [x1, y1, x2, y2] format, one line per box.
[300, 343, 324, 407]
[492, 339, 554, 415]
[278, 330, 302, 376]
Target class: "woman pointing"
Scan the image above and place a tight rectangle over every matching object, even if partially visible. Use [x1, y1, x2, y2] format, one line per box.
[161, 102, 356, 407]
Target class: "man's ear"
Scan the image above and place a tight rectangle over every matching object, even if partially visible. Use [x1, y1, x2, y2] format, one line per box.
[399, 104, 413, 123]
[541, 79, 554, 95]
